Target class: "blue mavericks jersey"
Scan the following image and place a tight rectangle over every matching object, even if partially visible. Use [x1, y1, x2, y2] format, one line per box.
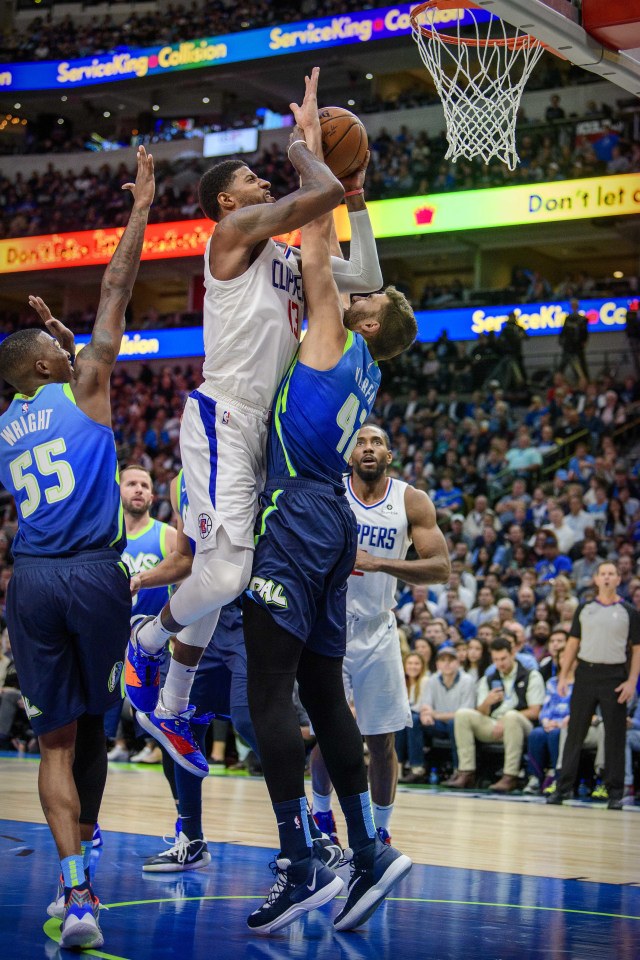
[0, 382, 124, 557]
[268, 331, 380, 487]
[122, 518, 173, 616]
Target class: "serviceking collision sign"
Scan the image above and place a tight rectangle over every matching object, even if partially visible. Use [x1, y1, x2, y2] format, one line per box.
[0, 5, 490, 91]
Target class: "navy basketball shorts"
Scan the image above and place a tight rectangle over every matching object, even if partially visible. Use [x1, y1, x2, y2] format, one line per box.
[7, 547, 132, 737]
[246, 478, 357, 658]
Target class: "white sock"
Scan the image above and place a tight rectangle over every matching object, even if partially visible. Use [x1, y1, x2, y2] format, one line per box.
[312, 790, 333, 814]
[373, 802, 394, 832]
[159, 660, 197, 715]
[138, 615, 173, 655]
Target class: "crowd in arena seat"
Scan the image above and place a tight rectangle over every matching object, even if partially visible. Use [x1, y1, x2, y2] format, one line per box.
[0, 1, 367, 62]
[1, 106, 639, 239]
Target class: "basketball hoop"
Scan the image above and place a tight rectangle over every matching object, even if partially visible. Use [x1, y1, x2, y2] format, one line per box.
[410, 0, 549, 169]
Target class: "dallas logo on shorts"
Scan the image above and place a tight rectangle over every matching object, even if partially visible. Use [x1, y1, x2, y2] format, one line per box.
[250, 576, 288, 608]
[199, 513, 212, 539]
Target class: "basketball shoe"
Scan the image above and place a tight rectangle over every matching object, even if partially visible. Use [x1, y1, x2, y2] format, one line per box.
[136, 692, 209, 778]
[377, 827, 391, 845]
[313, 810, 340, 846]
[58, 885, 103, 951]
[333, 834, 412, 932]
[125, 615, 165, 712]
[47, 868, 91, 921]
[247, 852, 344, 934]
[312, 832, 342, 869]
[143, 831, 211, 873]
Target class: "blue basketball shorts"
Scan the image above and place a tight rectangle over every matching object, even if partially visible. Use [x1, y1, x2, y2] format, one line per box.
[246, 478, 357, 658]
[7, 547, 132, 737]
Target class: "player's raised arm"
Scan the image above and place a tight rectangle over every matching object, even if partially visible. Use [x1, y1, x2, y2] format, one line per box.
[208, 69, 343, 260]
[72, 145, 155, 425]
[298, 208, 347, 368]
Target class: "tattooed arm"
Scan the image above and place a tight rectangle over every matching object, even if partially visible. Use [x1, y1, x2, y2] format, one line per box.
[71, 145, 155, 425]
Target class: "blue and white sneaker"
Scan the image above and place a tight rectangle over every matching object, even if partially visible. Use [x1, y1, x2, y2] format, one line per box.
[136, 693, 209, 778]
[143, 831, 211, 873]
[333, 834, 412, 931]
[248, 852, 344, 934]
[125, 615, 165, 712]
[58, 886, 103, 951]
[313, 832, 342, 869]
[92, 822, 103, 848]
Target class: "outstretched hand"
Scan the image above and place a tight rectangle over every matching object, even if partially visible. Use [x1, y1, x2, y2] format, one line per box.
[122, 144, 155, 208]
[28, 295, 76, 357]
[289, 67, 320, 132]
[340, 150, 370, 192]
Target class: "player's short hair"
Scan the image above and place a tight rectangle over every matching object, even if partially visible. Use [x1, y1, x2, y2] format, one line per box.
[199, 159, 248, 221]
[0, 329, 45, 388]
[359, 423, 391, 449]
[368, 286, 418, 361]
[120, 463, 153, 483]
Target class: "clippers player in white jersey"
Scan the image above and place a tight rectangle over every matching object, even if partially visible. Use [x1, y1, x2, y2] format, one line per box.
[311, 425, 450, 840]
[127, 69, 386, 774]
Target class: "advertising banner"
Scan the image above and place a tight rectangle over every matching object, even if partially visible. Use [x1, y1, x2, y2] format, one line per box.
[0, 5, 489, 92]
[60, 296, 633, 364]
[0, 173, 637, 275]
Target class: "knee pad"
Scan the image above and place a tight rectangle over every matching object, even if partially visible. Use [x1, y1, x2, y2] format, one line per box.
[178, 609, 220, 649]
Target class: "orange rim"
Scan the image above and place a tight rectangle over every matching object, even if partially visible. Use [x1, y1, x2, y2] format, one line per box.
[410, 0, 546, 51]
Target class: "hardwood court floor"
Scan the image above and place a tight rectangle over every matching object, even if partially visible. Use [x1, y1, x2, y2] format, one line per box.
[1, 755, 640, 960]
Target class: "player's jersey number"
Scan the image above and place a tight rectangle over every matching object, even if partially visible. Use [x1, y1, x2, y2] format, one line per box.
[336, 393, 368, 463]
[9, 438, 75, 518]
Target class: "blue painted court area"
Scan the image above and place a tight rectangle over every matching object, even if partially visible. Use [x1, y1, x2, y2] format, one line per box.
[1, 819, 639, 960]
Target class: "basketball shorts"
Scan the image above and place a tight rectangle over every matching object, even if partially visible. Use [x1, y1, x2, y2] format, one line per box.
[7, 547, 131, 737]
[342, 611, 412, 736]
[180, 386, 270, 551]
[246, 478, 357, 658]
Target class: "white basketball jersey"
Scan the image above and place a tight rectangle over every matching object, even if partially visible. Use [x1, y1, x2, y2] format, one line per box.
[345, 477, 412, 623]
[201, 237, 303, 411]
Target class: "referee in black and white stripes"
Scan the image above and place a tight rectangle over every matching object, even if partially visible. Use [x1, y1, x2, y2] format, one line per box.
[548, 561, 640, 809]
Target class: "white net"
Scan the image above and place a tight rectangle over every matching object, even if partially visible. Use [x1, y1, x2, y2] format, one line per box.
[411, 4, 546, 170]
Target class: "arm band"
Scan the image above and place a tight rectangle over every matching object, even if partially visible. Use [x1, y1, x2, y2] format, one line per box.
[330, 208, 383, 294]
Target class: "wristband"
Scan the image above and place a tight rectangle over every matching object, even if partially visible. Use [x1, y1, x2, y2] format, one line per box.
[344, 188, 364, 197]
[287, 139, 307, 156]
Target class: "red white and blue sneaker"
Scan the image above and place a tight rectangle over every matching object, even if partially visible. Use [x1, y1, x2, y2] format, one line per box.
[136, 693, 209, 778]
[313, 810, 340, 847]
[125, 615, 165, 712]
[58, 885, 103, 951]
[333, 834, 412, 932]
[247, 852, 344, 934]
[377, 827, 391, 845]
[143, 831, 211, 873]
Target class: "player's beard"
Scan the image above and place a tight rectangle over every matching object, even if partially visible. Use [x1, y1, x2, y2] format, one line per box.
[124, 499, 151, 517]
[353, 459, 387, 482]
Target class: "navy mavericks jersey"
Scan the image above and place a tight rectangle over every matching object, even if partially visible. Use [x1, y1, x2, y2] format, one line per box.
[0, 382, 124, 557]
[122, 519, 173, 616]
[268, 331, 380, 487]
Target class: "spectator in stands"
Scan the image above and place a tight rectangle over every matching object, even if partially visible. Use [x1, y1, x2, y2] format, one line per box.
[572, 538, 601, 596]
[568, 441, 595, 485]
[504, 431, 542, 480]
[545, 94, 566, 122]
[432, 471, 464, 522]
[465, 635, 492, 685]
[463, 495, 497, 542]
[565, 492, 592, 542]
[396, 652, 430, 784]
[558, 300, 589, 381]
[543, 504, 576, 555]
[514, 585, 537, 629]
[535, 532, 573, 587]
[447, 636, 544, 792]
[496, 313, 528, 388]
[467, 586, 499, 629]
[420, 644, 476, 778]
[539, 628, 567, 682]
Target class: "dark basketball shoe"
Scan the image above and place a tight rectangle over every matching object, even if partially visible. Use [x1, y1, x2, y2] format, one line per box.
[333, 834, 412, 932]
[247, 853, 344, 934]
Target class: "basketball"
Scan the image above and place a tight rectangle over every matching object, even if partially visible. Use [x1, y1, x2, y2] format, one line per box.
[318, 106, 368, 178]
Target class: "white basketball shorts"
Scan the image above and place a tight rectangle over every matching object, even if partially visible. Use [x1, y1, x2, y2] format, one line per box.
[342, 611, 412, 736]
[180, 386, 270, 551]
